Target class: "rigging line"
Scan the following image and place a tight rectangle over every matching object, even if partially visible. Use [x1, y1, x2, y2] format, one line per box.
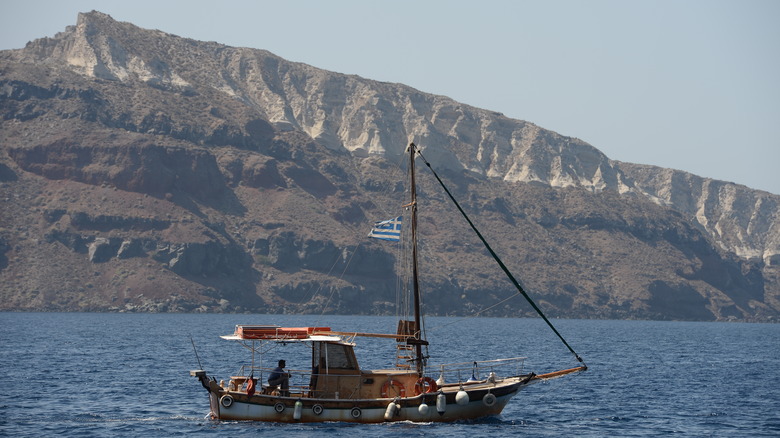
[380, 151, 413, 217]
[316, 240, 364, 321]
[275, 189, 355, 303]
[283, 154, 400, 315]
[393, 162, 416, 325]
[295, 256, 339, 307]
[348, 151, 412, 326]
[303, 152, 408, 319]
[297, 236, 364, 308]
[427, 290, 525, 334]
[342, 146, 409, 219]
[415, 146, 586, 367]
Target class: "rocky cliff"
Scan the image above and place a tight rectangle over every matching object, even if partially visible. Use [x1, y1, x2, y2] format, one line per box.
[1, 11, 777, 320]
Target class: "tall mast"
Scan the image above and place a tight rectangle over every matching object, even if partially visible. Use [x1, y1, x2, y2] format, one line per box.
[408, 143, 425, 374]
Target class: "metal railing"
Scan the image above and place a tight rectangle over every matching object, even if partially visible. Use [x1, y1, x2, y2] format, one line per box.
[224, 358, 527, 396]
[429, 357, 527, 384]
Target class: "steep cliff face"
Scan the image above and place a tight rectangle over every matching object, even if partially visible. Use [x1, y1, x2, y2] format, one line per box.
[11, 11, 777, 262]
[1, 11, 778, 320]
[618, 162, 780, 265]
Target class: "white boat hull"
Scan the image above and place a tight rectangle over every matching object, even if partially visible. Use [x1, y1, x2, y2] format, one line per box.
[201, 375, 533, 423]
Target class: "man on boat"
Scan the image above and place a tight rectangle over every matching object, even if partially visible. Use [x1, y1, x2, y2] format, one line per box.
[268, 359, 290, 396]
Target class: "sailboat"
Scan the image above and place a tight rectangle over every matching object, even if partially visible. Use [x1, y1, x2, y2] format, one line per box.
[190, 143, 586, 422]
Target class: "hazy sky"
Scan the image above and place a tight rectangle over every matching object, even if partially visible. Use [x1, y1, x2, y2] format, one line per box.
[2, 0, 778, 194]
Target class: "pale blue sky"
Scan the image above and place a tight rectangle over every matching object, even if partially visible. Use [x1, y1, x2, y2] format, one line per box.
[2, 0, 778, 194]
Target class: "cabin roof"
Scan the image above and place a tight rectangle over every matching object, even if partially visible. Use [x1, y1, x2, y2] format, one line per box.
[220, 325, 343, 342]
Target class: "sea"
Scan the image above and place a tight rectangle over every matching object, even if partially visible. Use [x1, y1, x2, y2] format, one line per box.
[1, 312, 778, 437]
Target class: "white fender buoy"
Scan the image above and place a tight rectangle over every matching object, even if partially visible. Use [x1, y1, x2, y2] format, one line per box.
[483, 392, 497, 407]
[436, 373, 445, 386]
[436, 391, 446, 415]
[384, 401, 398, 420]
[293, 399, 303, 420]
[455, 389, 469, 405]
[418, 402, 429, 416]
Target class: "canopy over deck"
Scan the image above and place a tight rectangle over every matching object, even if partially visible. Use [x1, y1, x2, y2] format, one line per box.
[220, 325, 342, 342]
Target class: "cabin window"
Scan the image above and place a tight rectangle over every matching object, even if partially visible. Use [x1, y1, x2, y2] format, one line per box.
[321, 342, 357, 370]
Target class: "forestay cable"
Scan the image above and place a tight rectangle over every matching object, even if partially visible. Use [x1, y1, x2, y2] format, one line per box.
[415, 144, 586, 367]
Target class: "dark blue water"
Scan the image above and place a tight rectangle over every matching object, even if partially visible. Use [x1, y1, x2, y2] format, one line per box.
[1, 313, 778, 437]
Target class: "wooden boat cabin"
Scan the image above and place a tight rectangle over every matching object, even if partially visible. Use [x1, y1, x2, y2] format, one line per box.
[219, 324, 421, 401]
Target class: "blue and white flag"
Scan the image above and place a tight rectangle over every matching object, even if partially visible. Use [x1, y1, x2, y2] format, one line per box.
[368, 216, 402, 241]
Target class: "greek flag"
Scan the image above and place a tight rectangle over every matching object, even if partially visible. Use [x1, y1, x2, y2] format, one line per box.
[368, 216, 402, 241]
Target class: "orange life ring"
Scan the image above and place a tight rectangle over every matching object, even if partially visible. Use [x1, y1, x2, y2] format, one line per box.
[414, 376, 438, 395]
[380, 379, 406, 398]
